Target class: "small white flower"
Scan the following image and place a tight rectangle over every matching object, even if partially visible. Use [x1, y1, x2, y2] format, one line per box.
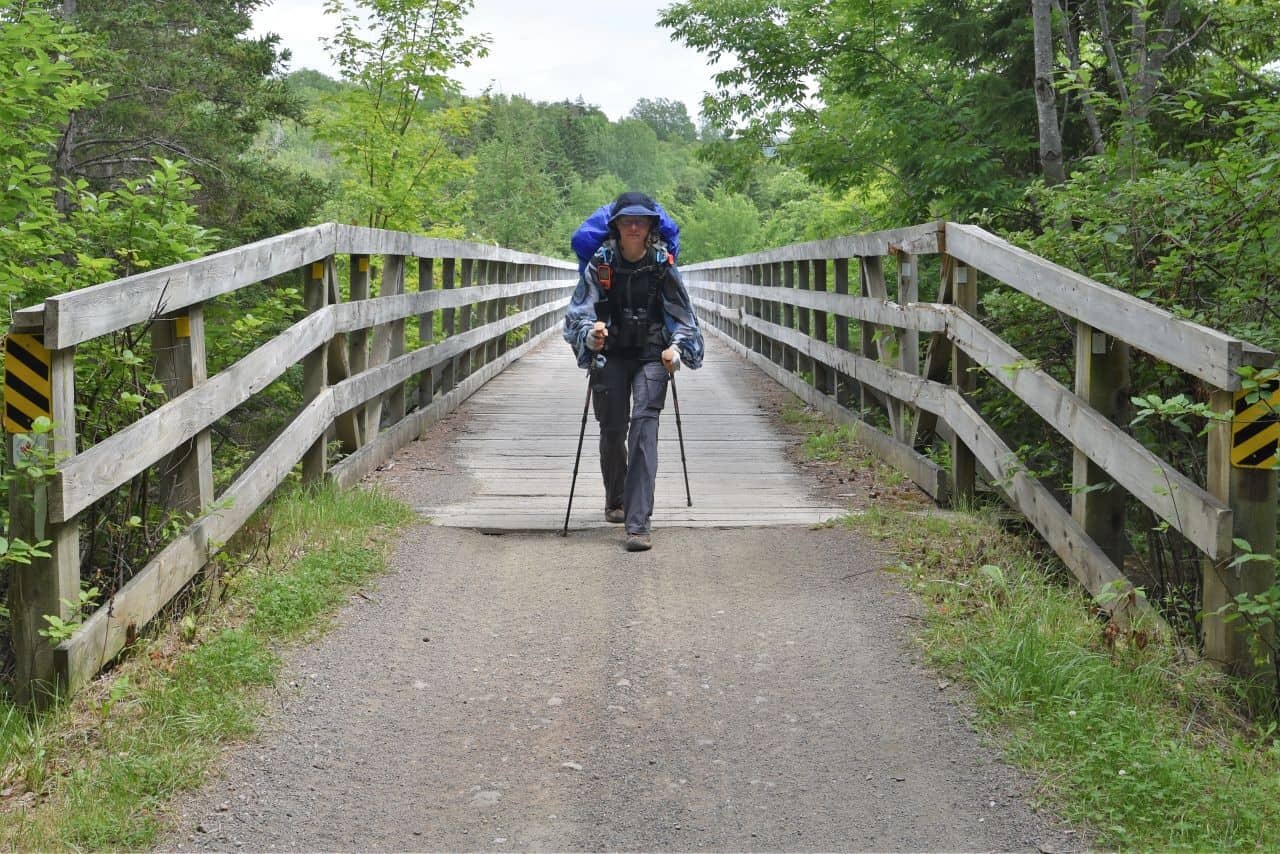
[1118, 769, 1127, 776]
[1068, 710, 1077, 717]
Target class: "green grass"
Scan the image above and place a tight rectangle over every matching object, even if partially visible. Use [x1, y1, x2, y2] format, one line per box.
[847, 506, 1280, 850]
[803, 425, 859, 461]
[779, 402, 826, 426]
[0, 482, 413, 850]
[248, 543, 382, 637]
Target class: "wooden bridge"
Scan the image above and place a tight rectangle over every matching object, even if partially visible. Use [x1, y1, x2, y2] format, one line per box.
[419, 340, 844, 531]
[5, 221, 1276, 701]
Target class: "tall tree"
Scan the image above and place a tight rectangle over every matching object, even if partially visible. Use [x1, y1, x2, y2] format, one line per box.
[592, 118, 664, 193]
[660, 0, 1280, 229]
[51, 0, 301, 239]
[661, 0, 1047, 225]
[1032, 0, 1065, 185]
[318, 0, 489, 231]
[677, 189, 762, 262]
[629, 97, 698, 142]
[468, 100, 560, 249]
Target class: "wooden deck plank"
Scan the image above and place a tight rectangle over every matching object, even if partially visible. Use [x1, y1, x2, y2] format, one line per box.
[419, 337, 849, 530]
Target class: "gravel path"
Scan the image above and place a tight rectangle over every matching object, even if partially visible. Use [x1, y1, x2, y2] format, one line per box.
[159, 350, 1085, 852]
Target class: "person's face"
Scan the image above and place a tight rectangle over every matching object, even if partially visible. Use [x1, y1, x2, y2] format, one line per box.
[617, 215, 652, 257]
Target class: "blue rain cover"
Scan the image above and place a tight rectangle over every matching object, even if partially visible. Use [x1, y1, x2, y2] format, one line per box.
[571, 202, 680, 274]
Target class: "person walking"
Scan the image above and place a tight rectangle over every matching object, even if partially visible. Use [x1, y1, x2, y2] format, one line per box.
[563, 192, 704, 551]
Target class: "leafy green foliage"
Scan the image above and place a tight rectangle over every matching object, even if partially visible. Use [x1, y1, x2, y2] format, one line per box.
[248, 543, 379, 637]
[0, 1, 103, 307]
[850, 504, 1280, 850]
[467, 98, 562, 249]
[629, 97, 698, 142]
[675, 188, 762, 261]
[53, 0, 304, 245]
[654, 0, 1278, 650]
[0, 484, 409, 850]
[316, 0, 488, 231]
[36, 587, 99, 645]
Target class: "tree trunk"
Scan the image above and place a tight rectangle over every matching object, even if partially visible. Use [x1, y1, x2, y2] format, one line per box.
[1053, 0, 1105, 155]
[1130, 0, 1183, 123]
[1032, 0, 1067, 185]
[55, 0, 78, 214]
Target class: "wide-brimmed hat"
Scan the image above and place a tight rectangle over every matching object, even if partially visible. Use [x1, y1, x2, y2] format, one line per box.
[608, 191, 660, 224]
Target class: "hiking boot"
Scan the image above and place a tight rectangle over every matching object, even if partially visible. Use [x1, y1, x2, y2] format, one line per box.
[625, 532, 652, 552]
[605, 507, 625, 524]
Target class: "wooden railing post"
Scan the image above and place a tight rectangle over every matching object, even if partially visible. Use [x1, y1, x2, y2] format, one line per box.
[854, 256, 873, 412]
[302, 260, 329, 482]
[348, 254, 371, 431]
[1071, 324, 1129, 566]
[951, 262, 978, 504]
[325, 258, 362, 455]
[441, 257, 457, 394]
[727, 268, 737, 345]
[730, 267, 741, 347]
[152, 307, 214, 515]
[861, 255, 900, 437]
[496, 261, 509, 358]
[834, 257, 853, 408]
[750, 263, 763, 356]
[366, 254, 405, 435]
[812, 259, 831, 396]
[417, 257, 435, 411]
[386, 256, 408, 425]
[757, 263, 768, 363]
[475, 259, 489, 368]
[782, 260, 797, 374]
[459, 258, 474, 380]
[773, 261, 785, 368]
[729, 267, 743, 347]
[520, 263, 533, 339]
[797, 260, 813, 386]
[1203, 389, 1278, 681]
[896, 251, 919, 444]
[487, 261, 501, 363]
[8, 337, 79, 704]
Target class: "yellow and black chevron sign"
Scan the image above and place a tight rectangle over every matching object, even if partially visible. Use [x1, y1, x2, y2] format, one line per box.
[1232, 379, 1280, 469]
[3, 333, 52, 433]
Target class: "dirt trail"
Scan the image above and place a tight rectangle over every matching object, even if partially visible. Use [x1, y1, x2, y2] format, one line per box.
[160, 352, 1084, 852]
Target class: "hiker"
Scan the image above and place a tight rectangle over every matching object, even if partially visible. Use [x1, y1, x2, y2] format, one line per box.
[563, 191, 704, 552]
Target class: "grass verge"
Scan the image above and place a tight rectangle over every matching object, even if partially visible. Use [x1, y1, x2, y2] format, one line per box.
[0, 482, 414, 850]
[846, 502, 1280, 850]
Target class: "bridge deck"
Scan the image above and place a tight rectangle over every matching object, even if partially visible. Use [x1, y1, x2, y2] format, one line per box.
[419, 336, 847, 529]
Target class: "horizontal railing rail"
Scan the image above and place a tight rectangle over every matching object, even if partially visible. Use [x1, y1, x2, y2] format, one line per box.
[7, 217, 1275, 697]
[683, 221, 1276, 663]
[6, 225, 577, 699]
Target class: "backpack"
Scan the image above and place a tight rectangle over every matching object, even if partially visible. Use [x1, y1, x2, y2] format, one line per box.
[571, 201, 680, 275]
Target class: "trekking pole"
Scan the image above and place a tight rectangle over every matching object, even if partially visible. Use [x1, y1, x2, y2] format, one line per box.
[670, 373, 692, 506]
[561, 358, 599, 536]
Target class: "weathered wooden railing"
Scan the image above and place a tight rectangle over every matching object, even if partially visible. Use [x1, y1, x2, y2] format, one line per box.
[682, 221, 1277, 674]
[7, 218, 1277, 698]
[6, 224, 576, 700]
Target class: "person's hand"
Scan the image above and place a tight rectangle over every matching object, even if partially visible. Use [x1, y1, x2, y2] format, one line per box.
[662, 346, 682, 373]
[586, 321, 607, 352]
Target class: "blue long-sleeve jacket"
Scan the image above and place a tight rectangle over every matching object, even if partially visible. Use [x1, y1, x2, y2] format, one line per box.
[563, 239, 704, 370]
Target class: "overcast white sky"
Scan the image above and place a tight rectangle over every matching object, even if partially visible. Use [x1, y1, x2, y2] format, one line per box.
[250, 0, 728, 122]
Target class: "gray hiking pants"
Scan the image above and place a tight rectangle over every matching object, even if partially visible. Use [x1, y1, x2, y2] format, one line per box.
[593, 357, 669, 535]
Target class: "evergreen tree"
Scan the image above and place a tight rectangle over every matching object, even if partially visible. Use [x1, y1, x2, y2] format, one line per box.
[51, 0, 303, 242]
